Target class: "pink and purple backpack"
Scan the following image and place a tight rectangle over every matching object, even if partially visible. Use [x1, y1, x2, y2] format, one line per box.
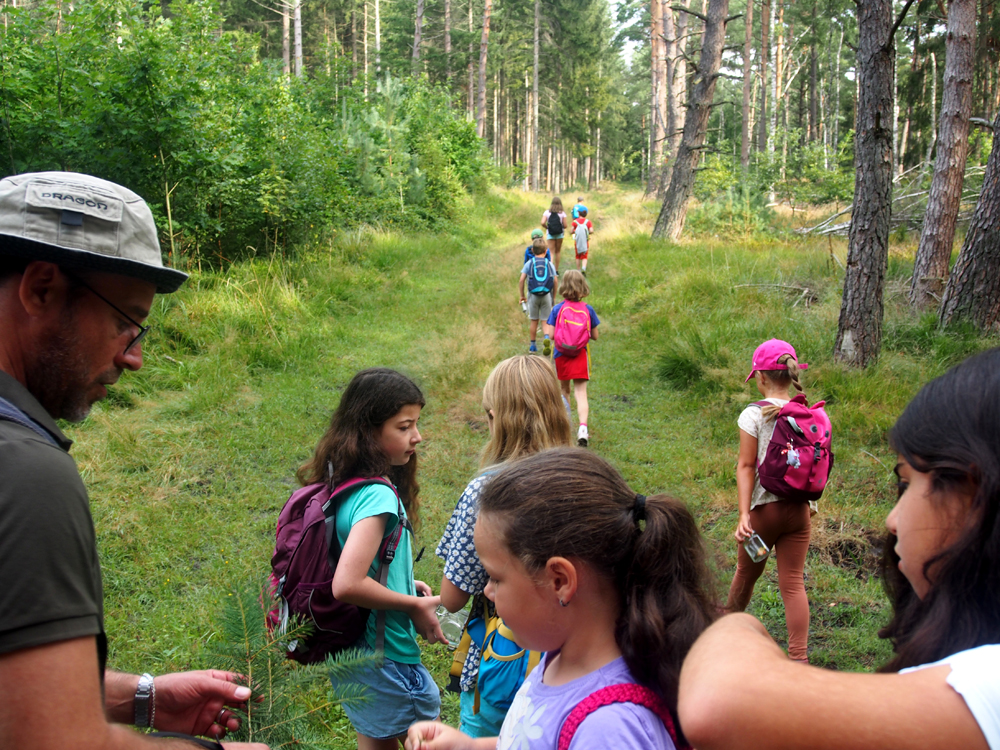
[753, 394, 834, 502]
[267, 475, 407, 663]
[553, 301, 592, 357]
[557, 683, 690, 750]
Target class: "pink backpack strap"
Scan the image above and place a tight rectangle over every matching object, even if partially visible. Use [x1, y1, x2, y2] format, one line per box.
[556, 683, 687, 750]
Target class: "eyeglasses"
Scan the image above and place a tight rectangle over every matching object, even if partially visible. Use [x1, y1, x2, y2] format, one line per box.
[68, 274, 150, 354]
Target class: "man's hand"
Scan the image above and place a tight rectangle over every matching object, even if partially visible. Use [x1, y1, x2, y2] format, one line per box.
[154, 670, 254, 739]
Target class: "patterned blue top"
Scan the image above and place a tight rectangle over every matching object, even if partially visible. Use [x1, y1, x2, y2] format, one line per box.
[436, 470, 495, 691]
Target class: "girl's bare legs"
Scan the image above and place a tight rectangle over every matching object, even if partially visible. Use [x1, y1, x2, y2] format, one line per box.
[573, 379, 589, 425]
[357, 734, 403, 750]
[552, 237, 563, 273]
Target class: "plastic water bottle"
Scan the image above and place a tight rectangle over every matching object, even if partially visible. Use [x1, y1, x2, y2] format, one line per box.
[520, 300, 528, 315]
[436, 605, 469, 650]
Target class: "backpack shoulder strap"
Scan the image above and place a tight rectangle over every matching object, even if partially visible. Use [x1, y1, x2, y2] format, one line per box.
[557, 684, 687, 750]
[0, 396, 59, 448]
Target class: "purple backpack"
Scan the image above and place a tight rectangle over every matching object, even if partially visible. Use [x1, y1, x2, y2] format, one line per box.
[753, 394, 834, 502]
[267, 476, 407, 664]
[557, 683, 690, 750]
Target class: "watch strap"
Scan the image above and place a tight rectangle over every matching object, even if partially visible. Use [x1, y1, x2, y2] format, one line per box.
[134, 672, 155, 728]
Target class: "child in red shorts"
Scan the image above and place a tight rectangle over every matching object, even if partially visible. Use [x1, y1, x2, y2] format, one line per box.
[544, 270, 600, 446]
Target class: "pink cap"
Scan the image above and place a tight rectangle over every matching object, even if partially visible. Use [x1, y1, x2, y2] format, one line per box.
[745, 339, 809, 382]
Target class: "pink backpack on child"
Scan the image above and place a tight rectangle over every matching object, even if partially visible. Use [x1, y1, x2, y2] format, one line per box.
[753, 394, 834, 502]
[557, 683, 690, 750]
[553, 301, 592, 357]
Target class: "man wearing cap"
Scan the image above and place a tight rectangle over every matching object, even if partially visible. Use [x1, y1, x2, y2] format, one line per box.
[0, 172, 267, 749]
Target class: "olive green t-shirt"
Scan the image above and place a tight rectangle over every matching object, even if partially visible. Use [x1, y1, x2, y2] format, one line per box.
[0, 372, 106, 676]
[333, 483, 421, 664]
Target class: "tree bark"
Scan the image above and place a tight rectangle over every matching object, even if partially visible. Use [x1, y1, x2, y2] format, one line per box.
[833, 0, 896, 367]
[352, 0, 358, 80]
[939, 110, 1000, 329]
[375, 0, 381, 73]
[741, 0, 754, 170]
[476, 0, 492, 138]
[672, 0, 689, 159]
[444, 0, 452, 79]
[283, 3, 291, 77]
[652, 0, 731, 240]
[909, 0, 976, 309]
[294, 0, 303, 77]
[532, 0, 540, 190]
[809, 4, 818, 141]
[412, 0, 424, 71]
[650, 0, 667, 193]
[757, 0, 770, 151]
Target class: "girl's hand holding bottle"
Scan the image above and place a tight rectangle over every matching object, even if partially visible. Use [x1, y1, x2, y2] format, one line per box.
[735, 512, 754, 543]
[409, 592, 449, 644]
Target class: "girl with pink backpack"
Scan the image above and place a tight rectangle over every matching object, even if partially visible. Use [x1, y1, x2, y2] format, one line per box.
[544, 270, 600, 447]
[726, 339, 832, 663]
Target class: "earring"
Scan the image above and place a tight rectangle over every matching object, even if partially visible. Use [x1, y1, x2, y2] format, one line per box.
[559, 599, 568, 607]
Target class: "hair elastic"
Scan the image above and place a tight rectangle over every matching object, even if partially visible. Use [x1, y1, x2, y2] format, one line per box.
[632, 494, 646, 524]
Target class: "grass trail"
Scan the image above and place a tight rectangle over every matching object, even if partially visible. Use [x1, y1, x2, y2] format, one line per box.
[72, 185, 998, 747]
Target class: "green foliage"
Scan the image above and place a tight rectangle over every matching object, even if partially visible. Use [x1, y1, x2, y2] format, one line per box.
[208, 582, 376, 747]
[0, 0, 490, 267]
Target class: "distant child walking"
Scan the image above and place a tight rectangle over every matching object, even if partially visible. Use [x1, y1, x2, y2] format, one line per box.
[523, 228, 550, 265]
[545, 270, 599, 447]
[572, 206, 594, 275]
[299, 368, 447, 750]
[572, 196, 586, 219]
[406, 448, 717, 750]
[519, 238, 558, 354]
[541, 197, 568, 273]
[726, 340, 820, 662]
[436, 356, 572, 737]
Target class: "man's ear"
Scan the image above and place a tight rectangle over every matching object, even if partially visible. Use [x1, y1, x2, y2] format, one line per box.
[546, 556, 579, 606]
[18, 262, 67, 318]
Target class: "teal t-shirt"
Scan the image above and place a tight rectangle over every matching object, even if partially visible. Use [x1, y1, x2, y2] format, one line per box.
[334, 483, 420, 664]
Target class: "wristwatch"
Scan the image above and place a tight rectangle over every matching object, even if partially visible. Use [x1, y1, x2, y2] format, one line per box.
[134, 672, 156, 728]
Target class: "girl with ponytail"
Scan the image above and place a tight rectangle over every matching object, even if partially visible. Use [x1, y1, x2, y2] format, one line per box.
[406, 448, 716, 750]
[726, 339, 814, 662]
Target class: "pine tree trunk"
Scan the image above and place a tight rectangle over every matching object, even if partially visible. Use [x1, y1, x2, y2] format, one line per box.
[740, 0, 754, 170]
[476, 0, 492, 138]
[652, 0, 731, 239]
[757, 0, 770, 151]
[809, 5, 818, 141]
[532, 0, 540, 191]
[351, 0, 359, 80]
[771, 0, 782, 156]
[664, 4, 679, 165]
[375, 0, 381, 73]
[833, 0, 896, 367]
[910, 0, 976, 309]
[650, 0, 666, 193]
[924, 51, 938, 169]
[283, 4, 291, 77]
[294, 0, 303, 77]
[672, 0, 689, 159]
[444, 0, 452, 79]
[939, 111, 1000, 328]
[412, 0, 424, 71]
[364, 0, 369, 95]
[468, 0, 475, 118]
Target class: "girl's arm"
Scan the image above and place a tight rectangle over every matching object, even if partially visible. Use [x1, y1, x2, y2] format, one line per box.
[679, 614, 989, 750]
[735, 429, 757, 541]
[332, 514, 447, 644]
[439, 576, 471, 613]
[405, 721, 497, 750]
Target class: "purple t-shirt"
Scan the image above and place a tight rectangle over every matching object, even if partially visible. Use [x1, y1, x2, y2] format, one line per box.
[496, 653, 675, 750]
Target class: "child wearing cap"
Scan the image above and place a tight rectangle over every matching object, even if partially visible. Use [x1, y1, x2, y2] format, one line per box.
[571, 207, 594, 276]
[726, 339, 814, 662]
[523, 228, 552, 266]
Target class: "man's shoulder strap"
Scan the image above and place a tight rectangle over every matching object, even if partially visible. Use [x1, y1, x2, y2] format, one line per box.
[0, 395, 59, 448]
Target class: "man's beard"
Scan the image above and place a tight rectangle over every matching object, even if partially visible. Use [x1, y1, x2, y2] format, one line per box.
[27, 312, 119, 423]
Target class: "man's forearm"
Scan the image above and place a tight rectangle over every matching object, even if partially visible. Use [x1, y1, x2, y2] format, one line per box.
[105, 670, 140, 725]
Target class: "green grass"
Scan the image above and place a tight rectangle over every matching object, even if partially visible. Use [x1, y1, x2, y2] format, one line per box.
[70, 184, 999, 746]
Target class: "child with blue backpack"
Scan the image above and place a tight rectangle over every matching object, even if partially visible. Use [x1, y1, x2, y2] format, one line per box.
[408, 448, 717, 750]
[436, 355, 572, 737]
[519, 238, 558, 355]
[298, 368, 447, 750]
[726, 340, 832, 663]
[523, 228, 551, 265]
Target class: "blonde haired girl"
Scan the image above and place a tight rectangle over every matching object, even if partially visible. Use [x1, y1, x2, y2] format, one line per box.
[435, 355, 571, 736]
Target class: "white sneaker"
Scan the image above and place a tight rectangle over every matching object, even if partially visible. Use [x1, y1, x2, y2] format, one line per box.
[577, 425, 589, 447]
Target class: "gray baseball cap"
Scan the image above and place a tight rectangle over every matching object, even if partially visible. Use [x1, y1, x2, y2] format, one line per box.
[0, 171, 187, 293]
